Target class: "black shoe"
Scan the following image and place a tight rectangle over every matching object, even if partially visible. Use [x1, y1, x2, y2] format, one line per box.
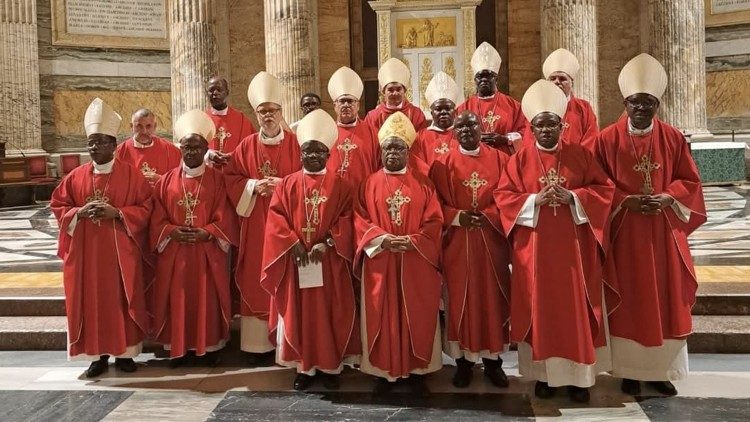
[373, 377, 393, 396]
[114, 358, 137, 373]
[483, 358, 509, 388]
[535, 381, 555, 399]
[320, 373, 340, 390]
[201, 351, 222, 367]
[648, 381, 677, 396]
[293, 373, 315, 391]
[84, 356, 109, 378]
[245, 351, 274, 367]
[452, 358, 474, 388]
[568, 386, 590, 403]
[169, 355, 190, 369]
[407, 374, 430, 397]
[621, 378, 641, 396]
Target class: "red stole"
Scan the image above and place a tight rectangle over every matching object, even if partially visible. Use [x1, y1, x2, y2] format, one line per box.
[206, 106, 257, 153]
[595, 116, 706, 346]
[364, 101, 428, 133]
[115, 137, 181, 178]
[354, 169, 443, 378]
[223, 131, 301, 318]
[494, 144, 614, 364]
[261, 172, 360, 371]
[430, 145, 511, 353]
[413, 127, 456, 167]
[149, 166, 239, 357]
[50, 159, 152, 356]
[326, 121, 381, 188]
[457, 93, 527, 156]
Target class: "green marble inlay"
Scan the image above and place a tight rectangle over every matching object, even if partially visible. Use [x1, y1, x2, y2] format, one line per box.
[692, 147, 747, 183]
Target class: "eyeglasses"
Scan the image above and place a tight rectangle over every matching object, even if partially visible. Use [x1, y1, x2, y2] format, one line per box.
[335, 98, 359, 105]
[256, 108, 280, 116]
[625, 99, 658, 110]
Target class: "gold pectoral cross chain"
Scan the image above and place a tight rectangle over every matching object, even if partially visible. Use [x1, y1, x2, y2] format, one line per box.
[463, 171, 487, 210]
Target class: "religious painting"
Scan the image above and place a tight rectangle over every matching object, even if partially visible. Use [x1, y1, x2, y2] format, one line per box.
[705, 0, 750, 26]
[396, 17, 457, 48]
[51, 0, 169, 50]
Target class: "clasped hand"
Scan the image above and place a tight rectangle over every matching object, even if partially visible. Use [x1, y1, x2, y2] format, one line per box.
[169, 227, 212, 243]
[458, 211, 488, 229]
[622, 194, 674, 215]
[77, 201, 120, 221]
[292, 242, 328, 267]
[535, 184, 573, 206]
[254, 177, 282, 197]
[381, 235, 415, 253]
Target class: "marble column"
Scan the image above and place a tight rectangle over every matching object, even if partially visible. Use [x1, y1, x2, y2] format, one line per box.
[169, 0, 218, 126]
[540, 0, 598, 116]
[0, 0, 43, 155]
[647, 0, 710, 138]
[264, 0, 320, 124]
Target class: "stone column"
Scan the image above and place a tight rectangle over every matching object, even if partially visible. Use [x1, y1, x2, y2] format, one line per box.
[264, 0, 320, 124]
[540, 0, 598, 116]
[0, 0, 43, 155]
[647, 0, 710, 138]
[169, 0, 218, 126]
[461, 5, 479, 98]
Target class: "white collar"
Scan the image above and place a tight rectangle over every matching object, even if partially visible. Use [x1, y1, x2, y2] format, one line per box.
[261, 129, 284, 145]
[428, 124, 452, 133]
[303, 168, 327, 175]
[132, 137, 154, 149]
[337, 118, 358, 128]
[385, 101, 404, 110]
[182, 162, 206, 178]
[628, 118, 654, 136]
[93, 158, 114, 174]
[459, 146, 480, 156]
[477, 93, 496, 100]
[383, 167, 408, 175]
[209, 106, 229, 116]
[535, 142, 560, 152]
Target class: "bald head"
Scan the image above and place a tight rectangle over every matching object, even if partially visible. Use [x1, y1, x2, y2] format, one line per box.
[207, 76, 230, 109]
[453, 110, 481, 151]
[131, 108, 154, 122]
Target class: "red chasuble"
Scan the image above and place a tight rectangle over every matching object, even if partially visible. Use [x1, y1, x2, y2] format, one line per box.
[326, 120, 381, 188]
[521, 96, 599, 151]
[457, 93, 527, 156]
[50, 159, 152, 358]
[429, 145, 511, 355]
[149, 166, 239, 358]
[206, 106, 257, 153]
[413, 127, 456, 167]
[354, 169, 443, 378]
[493, 143, 614, 364]
[364, 101, 428, 133]
[223, 131, 301, 320]
[115, 137, 181, 179]
[261, 172, 360, 372]
[595, 116, 706, 346]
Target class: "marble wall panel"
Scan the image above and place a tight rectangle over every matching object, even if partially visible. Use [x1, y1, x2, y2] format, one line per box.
[507, 0, 541, 100]
[228, 0, 265, 126]
[707, 69, 750, 131]
[318, 0, 351, 114]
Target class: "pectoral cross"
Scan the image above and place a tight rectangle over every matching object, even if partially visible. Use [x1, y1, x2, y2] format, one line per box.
[85, 189, 109, 204]
[463, 171, 488, 210]
[482, 110, 501, 132]
[260, 160, 277, 178]
[434, 143, 450, 155]
[303, 189, 328, 242]
[178, 192, 200, 226]
[562, 122, 570, 129]
[386, 188, 411, 226]
[538, 168, 567, 216]
[633, 154, 661, 195]
[337, 138, 358, 176]
[217, 127, 231, 152]
[140, 162, 156, 177]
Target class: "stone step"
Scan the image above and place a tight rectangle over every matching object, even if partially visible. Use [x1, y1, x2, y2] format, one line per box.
[688, 315, 750, 353]
[0, 296, 65, 316]
[692, 282, 750, 316]
[0, 316, 67, 350]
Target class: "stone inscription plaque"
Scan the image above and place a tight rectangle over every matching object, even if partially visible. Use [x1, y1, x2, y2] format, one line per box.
[52, 0, 169, 50]
[712, 0, 750, 13]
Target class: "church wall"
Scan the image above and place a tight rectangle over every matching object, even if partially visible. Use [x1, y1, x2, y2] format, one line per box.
[36, 0, 172, 153]
[706, 24, 750, 133]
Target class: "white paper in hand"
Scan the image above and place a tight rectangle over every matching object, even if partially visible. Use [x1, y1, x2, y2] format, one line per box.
[298, 261, 324, 289]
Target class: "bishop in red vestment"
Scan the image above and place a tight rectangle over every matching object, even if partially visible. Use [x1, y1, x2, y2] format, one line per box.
[150, 110, 239, 366]
[457, 42, 526, 156]
[51, 98, 151, 378]
[364, 58, 427, 132]
[326, 66, 381, 188]
[205, 76, 256, 153]
[595, 54, 707, 397]
[115, 108, 181, 185]
[494, 81, 615, 403]
[223, 71, 301, 364]
[430, 111, 511, 389]
[412, 71, 461, 167]
[354, 112, 443, 396]
[261, 110, 360, 391]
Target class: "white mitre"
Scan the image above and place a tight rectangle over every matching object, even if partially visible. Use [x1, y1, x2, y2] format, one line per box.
[248, 71, 283, 109]
[378, 57, 411, 90]
[618, 53, 668, 100]
[424, 71, 461, 106]
[521, 79, 568, 122]
[84, 98, 122, 137]
[543, 48, 581, 80]
[470, 42, 502, 75]
[174, 110, 216, 142]
[328, 66, 364, 101]
[296, 109, 338, 150]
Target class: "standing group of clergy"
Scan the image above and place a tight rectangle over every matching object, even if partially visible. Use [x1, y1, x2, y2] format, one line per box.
[51, 41, 705, 403]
